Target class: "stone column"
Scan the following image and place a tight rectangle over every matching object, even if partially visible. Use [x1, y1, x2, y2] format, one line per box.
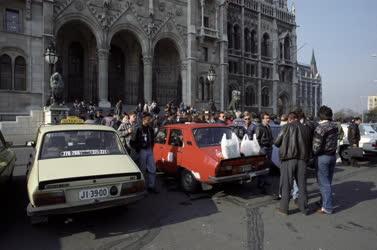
[97, 48, 111, 108]
[200, 0, 205, 28]
[149, 0, 154, 16]
[272, 7, 278, 114]
[187, 0, 198, 106]
[291, 28, 298, 109]
[313, 85, 318, 117]
[257, 4, 262, 112]
[42, 0, 54, 107]
[143, 55, 153, 103]
[181, 61, 188, 105]
[219, 1, 228, 110]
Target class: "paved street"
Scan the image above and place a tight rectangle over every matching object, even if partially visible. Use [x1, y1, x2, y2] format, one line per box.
[1, 150, 376, 250]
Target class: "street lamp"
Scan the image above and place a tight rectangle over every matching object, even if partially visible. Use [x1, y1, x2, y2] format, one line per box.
[207, 65, 216, 101]
[44, 40, 58, 75]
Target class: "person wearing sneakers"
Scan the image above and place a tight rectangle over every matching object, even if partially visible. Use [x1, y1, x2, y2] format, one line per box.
[313, 106, 339, 214]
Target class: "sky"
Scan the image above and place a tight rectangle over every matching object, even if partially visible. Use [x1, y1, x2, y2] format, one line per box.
[290, 0, 377, 112]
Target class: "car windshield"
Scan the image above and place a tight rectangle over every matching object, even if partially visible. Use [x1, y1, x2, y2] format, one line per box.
[39, 130, 125, 160]
[193, 127, 233, 147]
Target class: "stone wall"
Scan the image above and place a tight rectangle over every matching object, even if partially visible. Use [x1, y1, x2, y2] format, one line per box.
[0, 110, 43, 146]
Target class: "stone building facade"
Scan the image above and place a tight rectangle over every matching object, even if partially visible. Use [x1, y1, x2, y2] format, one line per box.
[0, 0, 302, 118]
[297, 51, 322, 118]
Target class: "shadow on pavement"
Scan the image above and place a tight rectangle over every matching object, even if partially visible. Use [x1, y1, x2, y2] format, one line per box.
[332, 180, 377, 213]
[0, 175, 219, 250]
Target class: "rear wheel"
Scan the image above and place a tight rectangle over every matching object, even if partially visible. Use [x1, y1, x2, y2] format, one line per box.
[180, 169, 199, 193]
[339, 145, 351, 165]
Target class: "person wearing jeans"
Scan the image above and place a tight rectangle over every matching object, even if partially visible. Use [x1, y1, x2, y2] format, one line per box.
[312, 106, 339, 214]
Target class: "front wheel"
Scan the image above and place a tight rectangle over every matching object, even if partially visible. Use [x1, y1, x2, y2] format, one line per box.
[180, 169, 199, 193]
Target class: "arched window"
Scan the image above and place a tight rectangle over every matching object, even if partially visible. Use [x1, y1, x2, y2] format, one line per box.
[284, 35, 290, 60]
[14, 56, 26, 91]
[234, 25, 241, 50]
[261, 87, 270, 107]
[0, 54, 12, 90]
[244, 28, 250, 52]
[262, 33, 270, 57]
[279, 42, 283, 59]
[245, 86, 256, 106]
[250, 30, 257, 54]
[206, 78, 211, 100]
[227, 22, 233, 49]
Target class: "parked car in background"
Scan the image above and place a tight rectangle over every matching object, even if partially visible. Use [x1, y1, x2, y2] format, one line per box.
[339, 124, 377, 163]
[26, 123, 146, 224]
[153, 123, 268, 193]
[0, 130, 16, 187]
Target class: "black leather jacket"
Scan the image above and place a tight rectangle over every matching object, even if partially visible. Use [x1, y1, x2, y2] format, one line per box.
[312, 121, 339, 156]
[347, 123, 360, 146]
[274, 121, 311, 161]
[256, 124, 273, 148]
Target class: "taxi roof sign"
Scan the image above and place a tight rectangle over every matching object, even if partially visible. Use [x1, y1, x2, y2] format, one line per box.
[60, 116, 84, 124]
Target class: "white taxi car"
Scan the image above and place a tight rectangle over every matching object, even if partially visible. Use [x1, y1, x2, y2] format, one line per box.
[26, 123, 146, 224]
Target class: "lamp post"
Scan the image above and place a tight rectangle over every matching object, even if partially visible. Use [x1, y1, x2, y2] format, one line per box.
[207, 64, 217, 100]
[44, 40, 58, 76]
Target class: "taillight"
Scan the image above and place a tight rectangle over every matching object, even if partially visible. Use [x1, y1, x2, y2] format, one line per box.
[33, 191, 66, 207]
[120, 180, 145, 196]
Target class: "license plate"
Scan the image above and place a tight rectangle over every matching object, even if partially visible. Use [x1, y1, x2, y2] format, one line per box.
[240, 165, 252, 172]
[79, 187, 109, 200]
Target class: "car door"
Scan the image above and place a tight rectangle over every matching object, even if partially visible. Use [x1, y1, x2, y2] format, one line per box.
[167, 129, 184, 172]
[153, 128, 169, 171]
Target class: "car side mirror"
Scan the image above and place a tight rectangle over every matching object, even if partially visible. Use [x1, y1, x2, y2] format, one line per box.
[5, 141, 13, 148]
[26, 141, 35, 148]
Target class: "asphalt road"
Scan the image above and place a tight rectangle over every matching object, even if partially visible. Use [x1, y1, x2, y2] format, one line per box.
[0, 151, 376, 250]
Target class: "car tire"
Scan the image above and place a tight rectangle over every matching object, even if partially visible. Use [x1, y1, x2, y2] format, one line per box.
[339, 145, 351, 164]
[30, 215, 48, 226]
[180, 169, 199, 193]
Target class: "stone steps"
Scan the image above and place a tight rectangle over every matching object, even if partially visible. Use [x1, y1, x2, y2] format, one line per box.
[0, 110, 44, 146]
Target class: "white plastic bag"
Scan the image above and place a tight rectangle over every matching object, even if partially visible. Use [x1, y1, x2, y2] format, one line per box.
[240, 135, 254, 156]
[221, 133, 241, 159]
[250, 134, 261, 156]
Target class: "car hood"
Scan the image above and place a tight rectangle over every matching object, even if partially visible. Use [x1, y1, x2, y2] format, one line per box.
[37, 155, 140, 183]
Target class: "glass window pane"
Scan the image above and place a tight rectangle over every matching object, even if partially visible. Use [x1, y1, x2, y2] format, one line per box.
[0, 55, 12, 90]
[6, 9, 20, 33]
[14, 56, 26, 91]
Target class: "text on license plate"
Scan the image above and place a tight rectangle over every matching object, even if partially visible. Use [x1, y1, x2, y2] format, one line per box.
[79, 187, 109, 200]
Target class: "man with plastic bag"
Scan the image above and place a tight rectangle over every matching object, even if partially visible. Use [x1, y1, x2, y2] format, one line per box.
[274, 112, 311, 215]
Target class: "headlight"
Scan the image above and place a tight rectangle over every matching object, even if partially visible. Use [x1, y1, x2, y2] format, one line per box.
[33, 191, 66, 207]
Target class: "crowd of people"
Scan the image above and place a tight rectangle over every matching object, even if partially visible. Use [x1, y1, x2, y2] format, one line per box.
[66, 99, 363, 214]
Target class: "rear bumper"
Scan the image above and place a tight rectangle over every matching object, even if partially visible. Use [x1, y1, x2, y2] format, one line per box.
[27, 191, 147, 217]
[208, 168, 270, 184]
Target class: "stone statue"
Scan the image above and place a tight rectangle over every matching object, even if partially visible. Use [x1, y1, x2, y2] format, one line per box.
[49, 72, 64, 106]
[227, 90, 241, 112]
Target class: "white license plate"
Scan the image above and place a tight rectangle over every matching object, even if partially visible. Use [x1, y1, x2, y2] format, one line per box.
[240, 165, 252, 172]
[79, 187, 109, 201]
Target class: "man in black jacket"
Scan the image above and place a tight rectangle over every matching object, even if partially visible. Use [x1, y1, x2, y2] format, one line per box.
[313, 106, 339, 214]
[130, 113, 158, 193]
[348, 117, 361, 147]
[274, 112, 311, 215]
[256, 112, 273, 159]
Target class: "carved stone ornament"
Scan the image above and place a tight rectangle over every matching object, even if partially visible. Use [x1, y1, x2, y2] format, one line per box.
[175, 8, 183, 17]
[158, 2, 166, 12]
[25, 0, 32, 20]
[74, 0, 84, 11]
[136, 0, 144, 6]
[54, 0, 73, 18]
[87, 0, 131, 29]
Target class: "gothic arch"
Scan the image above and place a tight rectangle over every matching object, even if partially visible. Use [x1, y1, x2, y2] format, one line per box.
[108, 23, 149, 56]
[278, 91, 290, 116]
[152, 32, 186, 61]
[55, 14, 101, 47]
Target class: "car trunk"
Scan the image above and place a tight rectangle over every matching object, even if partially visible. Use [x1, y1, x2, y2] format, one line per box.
[216, 155, 267, 177]
[37, 155, 141, 189]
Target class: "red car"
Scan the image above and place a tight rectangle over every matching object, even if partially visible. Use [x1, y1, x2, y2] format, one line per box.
[153, 123, 269, 192]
